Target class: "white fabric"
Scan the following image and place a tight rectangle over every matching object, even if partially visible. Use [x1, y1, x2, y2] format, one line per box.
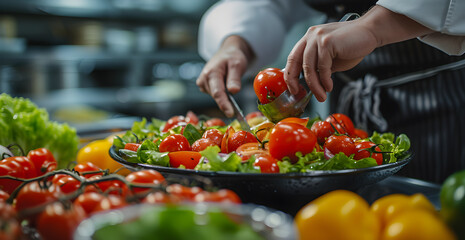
[377, 0, 465, 55]
[198, 0, 314, 73]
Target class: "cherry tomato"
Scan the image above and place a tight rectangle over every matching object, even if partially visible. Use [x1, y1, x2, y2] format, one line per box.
[0, 189, 9, 201]
[73, 192, 106, 216]
[253, 68, 288, 104]
[15, 181, 61, 225]
[235, 142, 268, 161]
[220, 126, 235, 153]
[84, 175, 128, 196]
[159, 134, 191, 152]
[202, 129, 224, 146]
[253, 153, 280, 173]
[0, 201, 21, 240]
[166, 184, 202, 202]
[143, 191, 171, 204]
[191, 138, 217, 152]
[168, 151, 202, 169]
[27, 148, 57, 176]
[280, 117, 309, 126]
[325, 113, 355, 136]
[36, 202, 86, 240]
[245, 111, 264, 122]
[268, 122, 317, 163]
[204, 118, 226, 127]
[52, 174, 81, 194]
[253, 121, 275, 142]
[126, 169, 165, 194]
[3, 156, 36, 179]
[323, 135, 356, 159]
[227, 130, 258, 153]
[194, 189, 242, 204]
[354, 141, 383, 165]
[124, 143, 141, 152]
[185, 111, 199, 125]
[92, 194, 128, 213]
[311, 120, 335, 145]
[74, 162, 103, 178]
[0, 157, 29, 194]
[353, 128, 369, 139]
[162, 115, 186, 132]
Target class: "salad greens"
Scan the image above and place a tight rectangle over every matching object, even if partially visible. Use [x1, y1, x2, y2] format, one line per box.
[113, 117, 411, 173]
[93, 205, 265, 240]
[0, 93, 79, 168]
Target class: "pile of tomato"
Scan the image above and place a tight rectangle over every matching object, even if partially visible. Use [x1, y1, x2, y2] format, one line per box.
[0, 148, 241, 240]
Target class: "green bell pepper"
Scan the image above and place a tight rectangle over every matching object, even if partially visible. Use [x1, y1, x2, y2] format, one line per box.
[440, 169, 465, 239]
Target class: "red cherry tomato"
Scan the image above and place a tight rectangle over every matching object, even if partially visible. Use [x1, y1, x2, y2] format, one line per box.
[311, 120, 335, 145]
[194, 189, 242, 204]
[227, 130, 258, 153]
[325, 113, 355, 136]
[354, 141, 383, 165]
[0, 189, 9, 201]
[280, 117, 309, 126]
[268, 122, 317, 163]
[36, 202, 86, 240]
[254, 153, 279, 173]
[162, 115, 186, 132]
[52, 174, 81, 194]
[166, 184, 202, 202]
[126, 169, 165, 194]
[323, 135, 356, 159]
[159, 134, 191, 152]
[204, 118, 226, 127]
[253, 68, 288, 104]
[92, 195, 128, 213]
[245, 111, 264, 122]
[15, 181, 61, 225]
[185, 110, 199, 125]
[73, 192, 106, 216]
[84, 175, 128, 196]
[143, 191, 171, 204]
[168, 151, 202, 169]
[353, 128, 369, 139]
[235, 142, 267, 161]
[220, 126, 235, 153]
[202, 129, 224, 146]
[74, 162, 103, 178]
[191, 138, 217, 152]
[27, 148, 57, 176]
[124, 143, 141, 152]
[3, 156, 36, 179]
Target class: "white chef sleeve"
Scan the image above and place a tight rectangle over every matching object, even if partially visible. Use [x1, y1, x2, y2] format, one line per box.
[198, 0, 314, 73]
[377, 0, 465, 55]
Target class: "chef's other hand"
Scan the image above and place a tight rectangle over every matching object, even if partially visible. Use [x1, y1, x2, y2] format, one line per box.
[197, 35, 255, 117]
[284, 5, 434, 102]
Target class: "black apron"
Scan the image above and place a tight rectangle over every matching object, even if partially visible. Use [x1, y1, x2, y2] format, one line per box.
[304, 0, 465, 183]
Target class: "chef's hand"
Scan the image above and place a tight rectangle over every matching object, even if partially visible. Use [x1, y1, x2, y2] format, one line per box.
[284, 5, 433, 102]
[196, 35, 255, 117]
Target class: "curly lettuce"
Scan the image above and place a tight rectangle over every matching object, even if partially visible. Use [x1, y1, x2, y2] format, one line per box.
[0, 93, 79, 168]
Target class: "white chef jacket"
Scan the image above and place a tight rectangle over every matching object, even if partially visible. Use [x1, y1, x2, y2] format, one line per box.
[198, 0, 465, 72]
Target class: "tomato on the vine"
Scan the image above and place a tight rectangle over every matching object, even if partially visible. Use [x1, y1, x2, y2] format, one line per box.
[36, 202, 86, 240]
[73, 192, 106, 216]
[84, 175, 128, 196]
[52, 174, 81, 194]
[166, 184, 202, 202]
[311, 120, 335, 145]
[194, 189, 242, 204]
[74, 162, 103, 178]
[323, 135, 356, 160]
[253, 68, 288, 104]
[0, 189, 9, 201]
[126, 169, 165, 194]
[92, 194, 128, 213]
[0, 157, 29, 194]
[27, 148, 57, 176]
[227, 130, 258, 153]
[143, 191, 171, 204]
[158, 134, 191, 152]
[168, 151, 202, 169]
[268, 121, 317, 163]
[254, 153, 279, 173]
[354, 141, 383, 165]
[325, 113, 355, 136]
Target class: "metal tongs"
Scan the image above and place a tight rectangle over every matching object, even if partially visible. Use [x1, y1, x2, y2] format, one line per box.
[257, 13, 360, 123]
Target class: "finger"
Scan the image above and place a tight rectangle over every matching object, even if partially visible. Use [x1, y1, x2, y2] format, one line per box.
[302, 41, 327, 102]
[284, 38, 306, 95]
[196, 72, 208, 93]
[208, 72, 235, 117]
[317, 44, 334, 93]
[225, 60, 245, 94]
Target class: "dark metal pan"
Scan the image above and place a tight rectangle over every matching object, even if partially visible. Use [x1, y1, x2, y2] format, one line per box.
[110, 146, 412, 215]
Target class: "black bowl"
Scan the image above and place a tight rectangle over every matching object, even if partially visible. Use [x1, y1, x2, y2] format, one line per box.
[110, 146, 412, 215]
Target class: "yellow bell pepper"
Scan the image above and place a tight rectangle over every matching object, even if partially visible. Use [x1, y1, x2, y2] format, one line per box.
[294, 189, 380, 240]
[77, 138, 130, 175]
[370, 193, 436, 228]
[381, 209, 456, 240]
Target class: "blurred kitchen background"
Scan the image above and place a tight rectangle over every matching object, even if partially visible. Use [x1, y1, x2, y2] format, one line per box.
[0, 0, 327, 134]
